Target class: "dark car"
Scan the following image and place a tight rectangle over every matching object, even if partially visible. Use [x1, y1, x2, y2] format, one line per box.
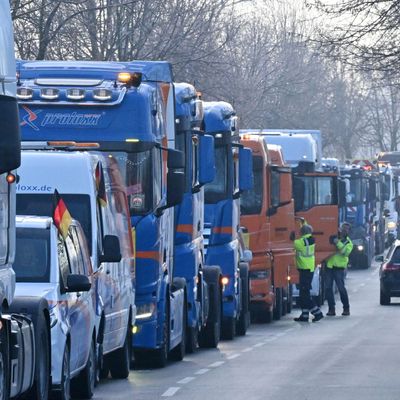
[377, 242, 400, 305]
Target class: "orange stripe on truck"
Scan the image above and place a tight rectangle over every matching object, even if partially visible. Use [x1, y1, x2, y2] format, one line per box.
[176, 224, 193, 234]
[212, 227, 233, 235]
[136, 251, 160, 261]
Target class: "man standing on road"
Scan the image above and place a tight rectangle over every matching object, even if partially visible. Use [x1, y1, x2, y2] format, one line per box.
[325, 222, 353, 316]
[291, 224, 324, 322]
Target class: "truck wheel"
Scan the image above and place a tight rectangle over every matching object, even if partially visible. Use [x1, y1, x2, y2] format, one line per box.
[186, 324, 198, 354]
[273, 288, 282, 320]
[221, 317, 236, 340]
[54, 343, 70, 400]
[236, 263, 250, 336]
[71, 337, 96, 398]
[0, 321, 9, 400]
[109, 326, 131, 379]
[199, 266, 221, 348]
[27, 313, 50, 400]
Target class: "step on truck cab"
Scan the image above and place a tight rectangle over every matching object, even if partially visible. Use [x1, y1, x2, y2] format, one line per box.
[174, 83, 223, 350]
[0, 3, 51, 399]
[239, 134, 296, 322]
[203, 101, 253, 339]
[14, 216, 96, 399]
[15, 148, 135, 380]
[16, 60, 187, 368]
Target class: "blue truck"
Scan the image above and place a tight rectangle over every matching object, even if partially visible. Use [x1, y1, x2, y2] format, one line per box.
[202, 101, 253, 339]
[16, 60, 187, 367]
[173, 83, 223, 350]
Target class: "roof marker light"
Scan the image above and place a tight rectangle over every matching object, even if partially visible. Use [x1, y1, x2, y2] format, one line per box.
[17, 87, 33, 100]
[118, 72, 142, 88]
[41, 88, 59, 100]
[74, 142, 100, 148]
[93, 88, 112, 101]
[125, 139, 140, 143]
[6, 173, 16, 184]
[67, 88, 85, 101]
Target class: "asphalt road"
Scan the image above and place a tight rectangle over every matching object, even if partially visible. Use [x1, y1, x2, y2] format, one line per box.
[93, 261, 400, 400]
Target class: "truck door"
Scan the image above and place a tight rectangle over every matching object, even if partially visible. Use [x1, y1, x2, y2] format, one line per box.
[293, 174, 338, 265]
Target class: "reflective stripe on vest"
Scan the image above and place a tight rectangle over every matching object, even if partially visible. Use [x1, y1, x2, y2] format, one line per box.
[296, 238, 314, 258]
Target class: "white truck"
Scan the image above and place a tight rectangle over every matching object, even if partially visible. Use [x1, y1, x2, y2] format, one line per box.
[0, 2, 51, 399]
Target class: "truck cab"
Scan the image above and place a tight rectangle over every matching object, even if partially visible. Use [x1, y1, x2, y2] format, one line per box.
[203, 101, 252, 339]
[239, 134, 295, 322]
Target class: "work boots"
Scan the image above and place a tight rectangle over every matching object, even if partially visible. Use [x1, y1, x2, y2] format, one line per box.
[294, 311, 309, 322]
[311, 307, 324, 322]
[326, 307, 336, 316]
[342, 308, 350, 316]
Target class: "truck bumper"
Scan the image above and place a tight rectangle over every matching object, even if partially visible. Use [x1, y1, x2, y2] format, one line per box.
[132, 318, 159, 350]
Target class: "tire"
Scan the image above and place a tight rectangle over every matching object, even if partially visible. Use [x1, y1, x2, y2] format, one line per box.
[199, 266, 222, 348]
[54, 343, 70, 400]
[221, 316, 236, 340]
[27, 313, 50, 400]
[0, 320, 9, 400]
[380, 288, 391, 305]
[186, 325, 198, 354]
[273, 287, 282, 320]
[71, 337, 96, 399]
[236, 263, 250, 336]
[109, 326, 131, 379]
[251, 303, 273, 323]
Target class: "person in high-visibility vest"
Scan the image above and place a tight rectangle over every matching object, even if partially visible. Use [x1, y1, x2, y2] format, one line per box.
[291, 224, 324, 322]
[326, 222, 353, 316]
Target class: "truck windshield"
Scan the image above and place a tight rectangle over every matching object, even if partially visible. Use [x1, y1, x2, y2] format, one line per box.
[241, 156, 263, 215]
[14, 228, 50, 283]
[16, 194, 92, 254]
[112, 150, 153, 215]
[348, 178, 364, 205]
[293, 176, 336, 212]
[205, 146, 228, 203]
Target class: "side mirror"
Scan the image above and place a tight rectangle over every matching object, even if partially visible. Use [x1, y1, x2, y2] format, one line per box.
[166, 170, 185, 208]
[198, 134, 215, 185]
[239, 147, 253, 191]
[167, 148, 185, 169]
[100, 235, 122, 263]
[0, 96, 21, 173]
[66, 274, 91, 292]
[375, 255, 384, 263]
[242, 249, 253, 263]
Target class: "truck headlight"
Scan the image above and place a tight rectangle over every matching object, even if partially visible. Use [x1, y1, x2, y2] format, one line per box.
[388, 221, 397, 230]
[357, 245, 364, 251]
[136, 302, 156, 320]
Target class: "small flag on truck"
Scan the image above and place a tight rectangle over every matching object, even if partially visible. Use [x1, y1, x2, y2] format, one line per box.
[53, 189, 72, 239]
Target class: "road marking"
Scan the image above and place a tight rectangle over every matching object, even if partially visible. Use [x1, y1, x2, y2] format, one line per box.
[195, 368, 210, 375]
[227, 353, 241, 360]
[162, 387, 180, 397]
[253, 342, 264, 348]
[177, 377, 195, 384]
[208, 361, 225, 368]
[242, 347, 253, 352]
[360, 283, 366, 287]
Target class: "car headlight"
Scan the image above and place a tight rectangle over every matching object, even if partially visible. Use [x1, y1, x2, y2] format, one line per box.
[136, 302, 156, 320]
[388, 221, 397, 230]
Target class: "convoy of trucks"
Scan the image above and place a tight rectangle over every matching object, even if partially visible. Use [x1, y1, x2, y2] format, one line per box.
[4, 0, 400, 398]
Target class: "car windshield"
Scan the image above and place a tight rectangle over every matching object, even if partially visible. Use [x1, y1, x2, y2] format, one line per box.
[14, 228, 50, 283]
[16, 194, 92, 254]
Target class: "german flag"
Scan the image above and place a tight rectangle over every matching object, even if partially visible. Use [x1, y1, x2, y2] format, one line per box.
[53, 190, 72, 239]
[95, 162, 107, 207]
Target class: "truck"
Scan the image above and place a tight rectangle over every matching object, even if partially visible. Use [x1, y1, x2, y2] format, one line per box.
[339, 165, 376, 268]
[0, 3, 51, 399]
[203, 101, 253, 339]
[239, 133, 296, 322]
[16, 60, 187, 368]
[245, 129, 339, 305]
[174, 83, 222, 350]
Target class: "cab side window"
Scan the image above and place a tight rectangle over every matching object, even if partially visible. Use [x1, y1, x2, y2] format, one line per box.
[58, 237, 71, 289]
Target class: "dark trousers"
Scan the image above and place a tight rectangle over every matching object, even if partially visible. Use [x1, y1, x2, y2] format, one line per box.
[299, 269, 318, 312]
[325, 267, 349, 309]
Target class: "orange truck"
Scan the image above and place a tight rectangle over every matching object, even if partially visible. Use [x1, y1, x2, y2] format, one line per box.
[240, 133, 296, 322]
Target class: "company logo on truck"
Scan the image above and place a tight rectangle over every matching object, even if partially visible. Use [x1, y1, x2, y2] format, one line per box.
[20, 106, 103, 130]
